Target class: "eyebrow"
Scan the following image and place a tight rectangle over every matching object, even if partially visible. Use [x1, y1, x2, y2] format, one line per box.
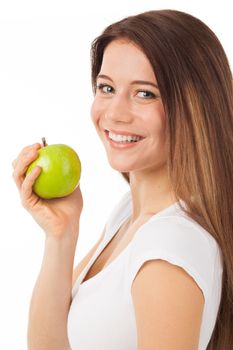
[97, 74, 159, 89]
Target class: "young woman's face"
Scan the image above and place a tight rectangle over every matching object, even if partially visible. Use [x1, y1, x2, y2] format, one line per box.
[91, 39, 168, 174]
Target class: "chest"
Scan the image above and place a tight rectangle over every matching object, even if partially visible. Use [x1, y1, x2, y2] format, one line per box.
[82, 215, 152, 284]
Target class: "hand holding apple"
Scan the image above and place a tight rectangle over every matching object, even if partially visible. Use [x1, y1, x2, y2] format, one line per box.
[12, 138, 83, 238]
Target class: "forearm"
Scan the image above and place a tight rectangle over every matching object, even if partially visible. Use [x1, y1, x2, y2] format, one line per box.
[27, 232, 78, 350]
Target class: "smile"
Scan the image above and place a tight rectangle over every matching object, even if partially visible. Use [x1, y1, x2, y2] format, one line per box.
[104, 129, 145, 149]
[109, 131, 143, 143]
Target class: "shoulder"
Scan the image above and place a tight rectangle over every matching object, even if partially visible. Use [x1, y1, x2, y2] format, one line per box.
[131, 214, 219, 255]
[131, 257, 204, 349]
[128, 215, 223, 296]
[129, 216, 223, 349]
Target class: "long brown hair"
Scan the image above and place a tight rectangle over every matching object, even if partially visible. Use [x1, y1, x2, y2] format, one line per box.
[90, 10, 233, 349]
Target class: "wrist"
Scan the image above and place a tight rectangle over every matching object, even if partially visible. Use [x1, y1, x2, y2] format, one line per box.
[44, 228, 79, 259]
[44, 222, 79, 242]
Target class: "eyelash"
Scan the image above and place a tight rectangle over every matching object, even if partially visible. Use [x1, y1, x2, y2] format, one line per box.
[96, 83, 158, 99]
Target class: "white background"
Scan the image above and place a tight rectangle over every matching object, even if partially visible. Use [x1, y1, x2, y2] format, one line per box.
[0, 0, 232, 348]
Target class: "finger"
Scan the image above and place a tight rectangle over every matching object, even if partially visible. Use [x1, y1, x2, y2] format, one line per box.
[12, 143, 41, 170]
[12, 159, 17, 168]
[21, 166, 42, 209]
[12, 147, 41, 190]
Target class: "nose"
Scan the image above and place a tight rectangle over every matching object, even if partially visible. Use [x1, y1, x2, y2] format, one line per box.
[104, 94, 133, 124]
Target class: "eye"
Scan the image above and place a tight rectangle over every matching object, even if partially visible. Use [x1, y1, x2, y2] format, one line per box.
[136, 90, 157, 99]
[96, 83, 114, 94]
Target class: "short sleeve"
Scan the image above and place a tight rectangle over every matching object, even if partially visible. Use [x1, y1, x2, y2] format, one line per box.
[127, 216, 223, 303]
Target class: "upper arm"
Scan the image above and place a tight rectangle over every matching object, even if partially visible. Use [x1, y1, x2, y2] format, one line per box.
[131, 259, 204, 350]
[72, 229, 105, 287]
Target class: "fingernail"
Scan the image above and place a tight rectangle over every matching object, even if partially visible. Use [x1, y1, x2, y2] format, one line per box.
[30, 166, 41, 174]
[34, 166, 42, 172]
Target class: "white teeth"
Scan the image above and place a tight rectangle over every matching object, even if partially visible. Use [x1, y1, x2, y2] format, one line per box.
[108, 131, 142, 142]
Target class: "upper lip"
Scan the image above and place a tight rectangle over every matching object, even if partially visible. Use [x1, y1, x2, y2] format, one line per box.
[104, 128, 145, 138]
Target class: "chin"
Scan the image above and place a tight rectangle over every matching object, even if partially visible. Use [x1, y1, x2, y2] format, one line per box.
[110, 164, 132, 173]
[107, 159, 132, 173]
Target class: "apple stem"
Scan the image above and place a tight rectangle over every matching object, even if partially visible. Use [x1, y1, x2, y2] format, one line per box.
[42, 137, 47, 147]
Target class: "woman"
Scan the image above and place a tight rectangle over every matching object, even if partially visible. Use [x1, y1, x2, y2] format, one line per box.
[12, 9, 233, 350]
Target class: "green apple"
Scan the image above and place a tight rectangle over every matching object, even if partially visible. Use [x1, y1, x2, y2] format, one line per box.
[26, 138, 81, 199]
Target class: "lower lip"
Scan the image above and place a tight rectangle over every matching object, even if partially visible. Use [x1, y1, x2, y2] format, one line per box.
[105, 131, 144, 149]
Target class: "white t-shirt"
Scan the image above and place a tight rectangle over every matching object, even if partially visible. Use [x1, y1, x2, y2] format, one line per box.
[67, 191, 223, 350]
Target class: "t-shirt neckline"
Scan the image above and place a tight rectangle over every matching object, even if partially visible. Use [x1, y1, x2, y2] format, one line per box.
[72, 192, 182, 293]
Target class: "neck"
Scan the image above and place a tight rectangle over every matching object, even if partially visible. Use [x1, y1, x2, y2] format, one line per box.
[128, 165, 177, 224]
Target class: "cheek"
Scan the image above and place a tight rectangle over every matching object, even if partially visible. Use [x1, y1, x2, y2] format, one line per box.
[90, 101, 97, 124]
[90, 99, 106, 140]
[90, 100, 102, 129]
[147, 104, 166, 135]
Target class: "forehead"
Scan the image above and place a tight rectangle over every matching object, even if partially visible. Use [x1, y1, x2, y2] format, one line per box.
[100, 39, 156, 80]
